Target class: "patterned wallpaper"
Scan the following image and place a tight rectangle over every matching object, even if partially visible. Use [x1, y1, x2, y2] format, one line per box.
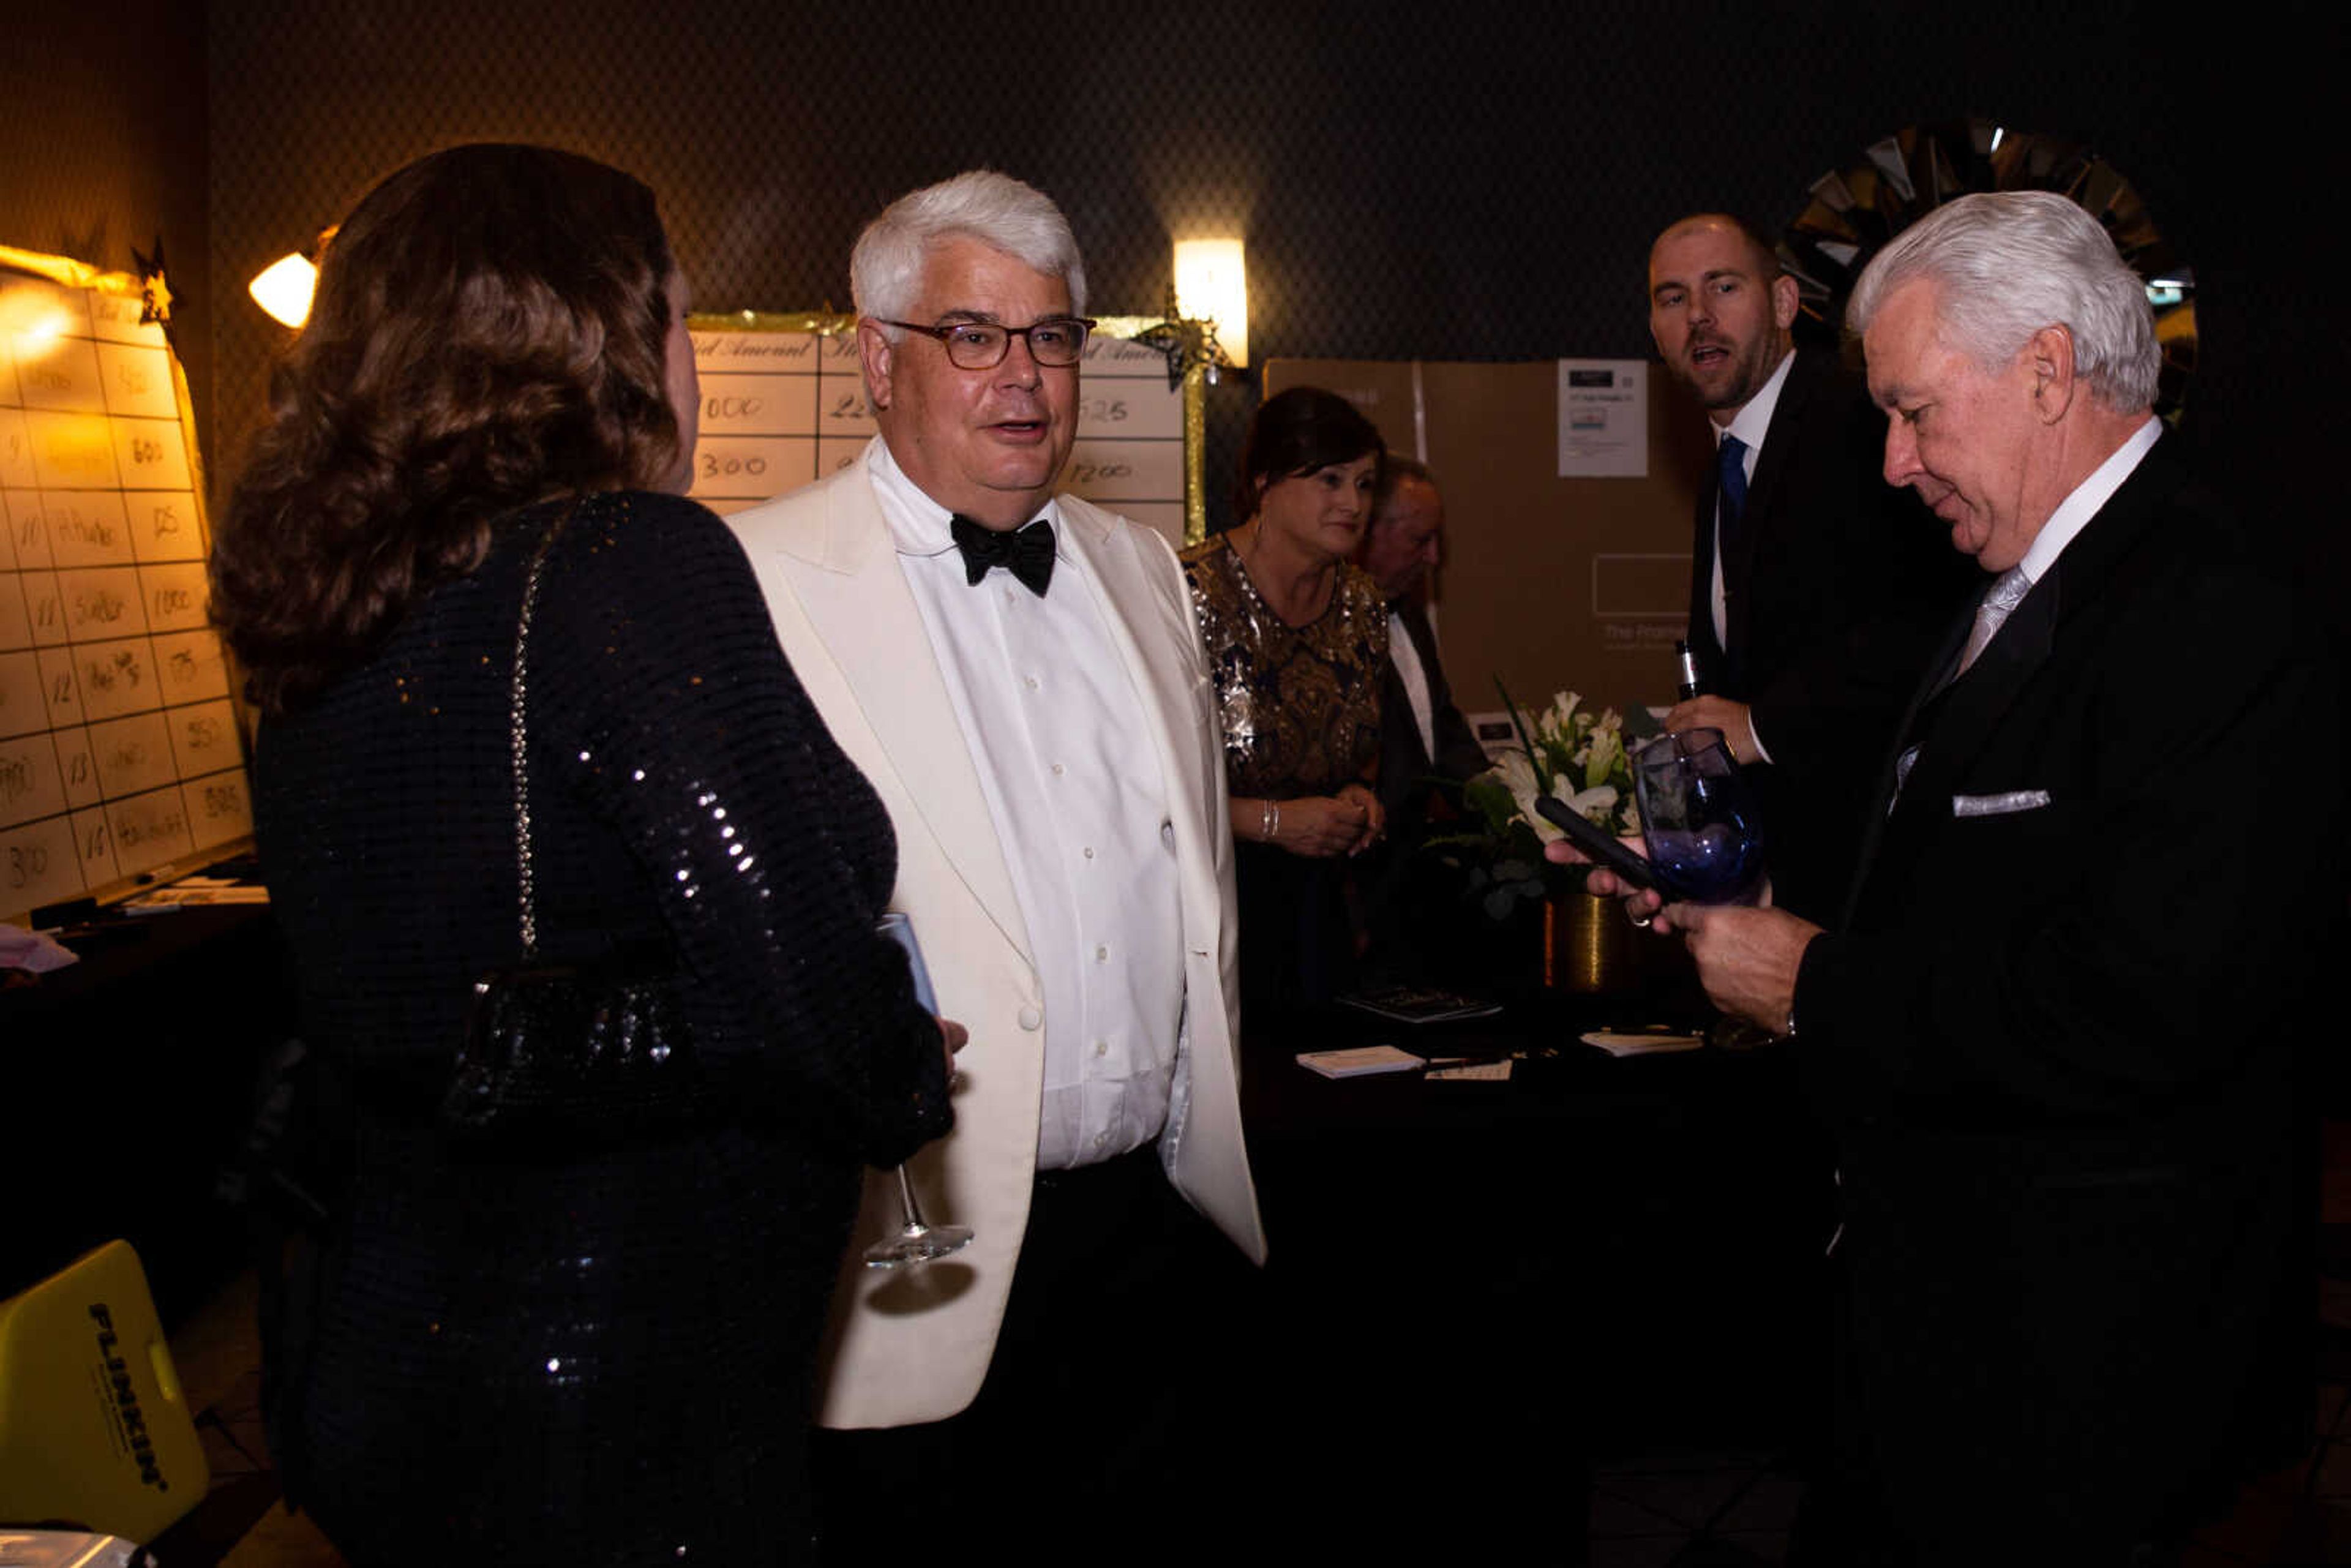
[1, 3, 209, 463]
[6, 2, 2328, 557]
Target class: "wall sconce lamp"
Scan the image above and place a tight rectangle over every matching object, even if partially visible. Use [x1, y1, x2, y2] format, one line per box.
[248, 251, 318, 329]
[248, 228, 336, 329]
[1172, 238, 1248, 369]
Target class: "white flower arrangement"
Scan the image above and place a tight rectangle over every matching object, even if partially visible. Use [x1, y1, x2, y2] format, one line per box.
[1466, 689, 1641, 844]
[1429, 688, 1644, 922]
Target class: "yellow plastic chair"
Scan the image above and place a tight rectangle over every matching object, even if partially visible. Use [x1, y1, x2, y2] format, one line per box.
[0, 1242, 208, 1545]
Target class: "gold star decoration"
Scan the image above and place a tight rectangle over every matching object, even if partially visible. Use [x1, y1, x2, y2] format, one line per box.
[1129, 285, 1232, 392]
[132, 239, 173, 326]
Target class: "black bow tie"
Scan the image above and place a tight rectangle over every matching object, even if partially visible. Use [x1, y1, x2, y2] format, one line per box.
[950, 514, 1056, 597]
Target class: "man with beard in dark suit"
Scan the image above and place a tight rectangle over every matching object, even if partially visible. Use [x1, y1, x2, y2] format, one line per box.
[1648, 214, 1970, 920]
[1583, 190, 2336, 1566]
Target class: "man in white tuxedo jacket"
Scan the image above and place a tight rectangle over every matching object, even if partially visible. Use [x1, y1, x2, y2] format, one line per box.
[727, 170, 1265, 1534]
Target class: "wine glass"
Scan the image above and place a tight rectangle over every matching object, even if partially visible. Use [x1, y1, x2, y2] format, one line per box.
[865, 913, 972, 1269]
[1631, 727, 1766, 906]
[864, 1162, 973, 1269]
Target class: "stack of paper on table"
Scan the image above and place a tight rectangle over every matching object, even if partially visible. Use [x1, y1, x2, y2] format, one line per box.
[1295, 1045, 1426, 1078]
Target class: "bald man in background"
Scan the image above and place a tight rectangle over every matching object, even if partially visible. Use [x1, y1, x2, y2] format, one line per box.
[1352, 459, 1496, 980]
[1361, 457, 1489, 838]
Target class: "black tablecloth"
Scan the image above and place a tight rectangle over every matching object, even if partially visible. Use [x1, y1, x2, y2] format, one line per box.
[1239, 989, 1837, 1478]
[3, 902, 296, 1318]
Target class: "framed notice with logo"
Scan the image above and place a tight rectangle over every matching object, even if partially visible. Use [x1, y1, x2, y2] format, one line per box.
[1, 246, 251, 927]
[682, 312, 1197, 550]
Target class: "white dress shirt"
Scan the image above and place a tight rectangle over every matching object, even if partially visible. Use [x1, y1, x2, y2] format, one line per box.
[1711, 348, 1796, 650]
[1711, 349, 1796, 764]
[1891, 417, 2162, 798]
[1386, 606, 1438, 759]
[2013, 416, 2162, 585]
[868, 441, 1185, 1171]
[1943, 414, 2163, 674]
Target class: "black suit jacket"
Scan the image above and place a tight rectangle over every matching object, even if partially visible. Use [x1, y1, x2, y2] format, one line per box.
[1791, 442, 2336, 1555]
[1376, 596, 1489, 833]
[1353, 597, 1490, 984]
[1687, 345, 1974, 921]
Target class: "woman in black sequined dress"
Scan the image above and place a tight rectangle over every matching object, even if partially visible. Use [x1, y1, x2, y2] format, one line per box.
[209, 144, 951, 1565]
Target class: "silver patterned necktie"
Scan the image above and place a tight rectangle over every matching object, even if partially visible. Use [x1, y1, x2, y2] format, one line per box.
[1894, 564, 2036, 803]
[1956, 565, 2032, 678]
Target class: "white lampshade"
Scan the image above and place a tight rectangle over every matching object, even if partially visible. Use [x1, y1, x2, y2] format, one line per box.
[249, 252, 318, 329]
[1173, 238, 1248, 368]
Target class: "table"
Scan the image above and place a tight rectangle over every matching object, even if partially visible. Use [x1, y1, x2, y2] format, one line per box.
[3, 898, 296, 1319]
[1232, 987, 1836, 1542]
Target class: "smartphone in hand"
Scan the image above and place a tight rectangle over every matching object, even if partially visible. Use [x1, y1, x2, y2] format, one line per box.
[1534, 795, 1657, 890]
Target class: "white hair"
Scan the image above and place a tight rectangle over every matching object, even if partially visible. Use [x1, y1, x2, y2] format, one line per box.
[849, 170, 1087, 330]
[1846, 190, 2159, 413]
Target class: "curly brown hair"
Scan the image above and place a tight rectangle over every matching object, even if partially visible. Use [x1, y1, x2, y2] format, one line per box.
[212, 143, 684, 714]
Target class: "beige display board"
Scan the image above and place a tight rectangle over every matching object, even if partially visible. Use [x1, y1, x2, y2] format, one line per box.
[1265, 358, 1714, 720]
[1, 252, 249, 927]
[684, 315, 1191, 551]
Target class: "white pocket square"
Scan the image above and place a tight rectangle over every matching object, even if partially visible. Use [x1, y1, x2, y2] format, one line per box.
[1951, 789, 2052, 817]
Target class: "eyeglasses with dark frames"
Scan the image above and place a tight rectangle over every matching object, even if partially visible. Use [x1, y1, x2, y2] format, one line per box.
[879, 316, 1097, 369]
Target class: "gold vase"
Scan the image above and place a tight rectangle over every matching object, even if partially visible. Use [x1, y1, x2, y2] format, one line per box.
[1543, 888, 1643, 994]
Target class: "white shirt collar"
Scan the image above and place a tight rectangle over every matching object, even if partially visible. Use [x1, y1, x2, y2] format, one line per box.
[2015, 416, 2162, 585]
[865, 436, 1060, 558]
[1717, 347, 1797, 455]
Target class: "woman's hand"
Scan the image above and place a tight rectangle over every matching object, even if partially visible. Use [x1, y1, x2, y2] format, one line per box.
[938, 1016, 967, 1079]
[1274, 792, 1376, 857]
[1335, 781, 1385, 856]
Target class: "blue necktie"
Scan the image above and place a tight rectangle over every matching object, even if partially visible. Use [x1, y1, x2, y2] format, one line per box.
[1715, 433, 1750, 558]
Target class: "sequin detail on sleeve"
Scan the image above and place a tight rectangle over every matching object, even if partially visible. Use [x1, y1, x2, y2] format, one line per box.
[1178, 535, 1388, 800]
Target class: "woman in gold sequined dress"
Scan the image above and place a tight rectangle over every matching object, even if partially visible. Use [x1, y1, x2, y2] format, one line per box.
[1180, 386, 1390, 1010]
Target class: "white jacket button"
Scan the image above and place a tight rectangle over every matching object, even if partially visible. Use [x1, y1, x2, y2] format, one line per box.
[1018, 1006, 1043, 1030]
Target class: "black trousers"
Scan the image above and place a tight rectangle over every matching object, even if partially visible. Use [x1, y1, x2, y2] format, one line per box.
[812, 1147, 1263, 1558]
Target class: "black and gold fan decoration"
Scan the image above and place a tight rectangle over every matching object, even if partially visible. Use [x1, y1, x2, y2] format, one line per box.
[1782, 118, 2194, 421]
